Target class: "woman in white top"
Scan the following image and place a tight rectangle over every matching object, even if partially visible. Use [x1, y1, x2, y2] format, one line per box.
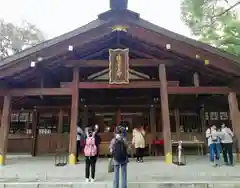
[132, 125, 146, 163]
[221, 123, 234, 165]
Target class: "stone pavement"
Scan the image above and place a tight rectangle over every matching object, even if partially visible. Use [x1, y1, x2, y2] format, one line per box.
[1, 155, 240, 187]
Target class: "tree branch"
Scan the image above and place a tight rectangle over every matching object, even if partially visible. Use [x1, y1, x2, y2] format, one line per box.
[213, 1, 240, 18]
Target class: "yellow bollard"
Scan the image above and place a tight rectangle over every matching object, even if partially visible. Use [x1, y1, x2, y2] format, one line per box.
[68, 153, 76, 165]
[0, 155, 5, 166]
[165, 152, 172, 164]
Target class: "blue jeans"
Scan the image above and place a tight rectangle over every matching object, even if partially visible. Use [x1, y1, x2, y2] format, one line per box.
[209, 143, 220, 162]
[113, 163, 127, 188]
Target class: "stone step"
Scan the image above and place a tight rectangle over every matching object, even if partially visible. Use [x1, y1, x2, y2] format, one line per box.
[1, 182, 240, 188]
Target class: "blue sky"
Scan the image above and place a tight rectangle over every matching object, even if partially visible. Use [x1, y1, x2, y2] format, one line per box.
[0, 0, 192, 39]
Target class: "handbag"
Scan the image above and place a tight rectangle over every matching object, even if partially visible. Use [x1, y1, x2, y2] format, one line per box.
[108, 158, 114, 173]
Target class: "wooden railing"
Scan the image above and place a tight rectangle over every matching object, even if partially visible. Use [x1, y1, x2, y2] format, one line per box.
[30, 132, 205, 156]
[36, 133, 69, 155]
[8, 134, 32, 153]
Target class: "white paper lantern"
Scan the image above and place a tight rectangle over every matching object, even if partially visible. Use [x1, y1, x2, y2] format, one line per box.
[166, 44, 171, 50]
[30, 61, 36, 67]
[68, 45, 73, 51]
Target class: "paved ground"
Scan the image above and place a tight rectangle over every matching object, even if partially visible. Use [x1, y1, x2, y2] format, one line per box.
[1, 155, 240, 187]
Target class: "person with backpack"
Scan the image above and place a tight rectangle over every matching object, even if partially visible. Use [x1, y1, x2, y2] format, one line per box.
[109, 126, 128, 188]
[205, 124, 223, 166]
[84, 127, 98, 182]
[221, 123, 234, 166]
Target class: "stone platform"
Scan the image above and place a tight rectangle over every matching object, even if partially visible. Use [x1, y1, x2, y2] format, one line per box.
[1, 155, 240, 187]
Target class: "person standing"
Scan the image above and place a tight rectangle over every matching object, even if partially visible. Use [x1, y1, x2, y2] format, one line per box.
[84, 127, 98, 182]
[221, 123, 234, 166]
[76, 123, 84, 163]
[109, 126, 128, 188]
[132, 125, 145, 162]
[206, 125, 222, 166]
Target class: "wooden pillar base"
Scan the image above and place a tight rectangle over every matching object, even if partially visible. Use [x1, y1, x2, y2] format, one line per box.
[68, 153, 76, 165]
[165, 152, 172, 164]
[0, 155, 5, 166]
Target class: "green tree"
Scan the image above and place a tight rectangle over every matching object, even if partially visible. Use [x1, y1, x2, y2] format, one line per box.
[181, 0, 240, 56]
[0, 20, 45, 59]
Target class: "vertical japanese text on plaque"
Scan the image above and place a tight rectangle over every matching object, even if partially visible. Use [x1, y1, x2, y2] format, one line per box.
[109, 48, 129, 84]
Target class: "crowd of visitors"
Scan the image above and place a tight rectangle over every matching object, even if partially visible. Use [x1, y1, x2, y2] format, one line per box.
[76, 120, 235, 188]
[76, 120, 146, 188]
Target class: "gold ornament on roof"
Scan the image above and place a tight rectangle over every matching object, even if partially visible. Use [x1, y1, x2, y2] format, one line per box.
[112, 25, 128, 32]
[204, 59, 209, 65]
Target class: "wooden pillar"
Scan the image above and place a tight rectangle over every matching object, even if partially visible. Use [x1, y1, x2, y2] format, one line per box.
[159, 64, 172, 164]
[174, 109, 180, 140]
[31, 110, 39, 156]
[193, 72, 199, 87]
[116, 108, 121, 125]
[69, 67, 79, 165]
[0, 95, 11, 165]
[199, 106, 205, 133]
[150, 105, 156, 139]
[228, 92, 240, 159]
[58, 109, 64, 133]
[0, 110, 2, 129]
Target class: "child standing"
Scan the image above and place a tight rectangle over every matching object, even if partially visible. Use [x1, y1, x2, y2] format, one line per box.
[84, 128, 98, 182]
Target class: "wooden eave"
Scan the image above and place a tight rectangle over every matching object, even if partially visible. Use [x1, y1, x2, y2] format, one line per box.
[0, 19, 106, 67]
[0, 19, 118, 79]
[0, 9, 240, 81]
[126, 18, 240, 76]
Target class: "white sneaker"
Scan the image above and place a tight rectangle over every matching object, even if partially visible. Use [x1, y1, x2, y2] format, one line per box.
[91, 178, 95, 182]
[85, 178, 90, 182]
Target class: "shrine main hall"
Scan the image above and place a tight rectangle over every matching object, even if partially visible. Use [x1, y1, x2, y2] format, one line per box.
[1, 0, 240, 165]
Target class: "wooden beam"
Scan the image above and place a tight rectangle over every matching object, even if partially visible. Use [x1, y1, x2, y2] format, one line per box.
[31, 110, 39, 157]
[174, 109, 180, 140]
[150, 105, 156, 139]
[0, 95, 11, 165]
[61, 81, 180, 88]
[159, 64, 172, 164]
[167, 87, 231, 94]
[228, 92, 240, 160]
[68, 67, 79, 165]
[0, 84, 231, 97]
[60, 81, 231, 94]
[66, 59, 171, 67]
[58, 109, 64, 133]
[0, 88, 71, 96]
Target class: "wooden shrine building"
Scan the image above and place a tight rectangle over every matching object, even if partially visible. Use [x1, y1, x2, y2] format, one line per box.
[1, 0, 240, 165]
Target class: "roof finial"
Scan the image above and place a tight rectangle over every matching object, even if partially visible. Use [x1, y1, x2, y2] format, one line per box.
[110, 0, 128, 10]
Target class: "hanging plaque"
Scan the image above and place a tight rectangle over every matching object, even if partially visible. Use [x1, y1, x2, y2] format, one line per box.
[109, 48, 129, 84]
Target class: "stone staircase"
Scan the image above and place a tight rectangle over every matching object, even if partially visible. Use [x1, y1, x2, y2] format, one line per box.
[1, 182, 240, 188]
